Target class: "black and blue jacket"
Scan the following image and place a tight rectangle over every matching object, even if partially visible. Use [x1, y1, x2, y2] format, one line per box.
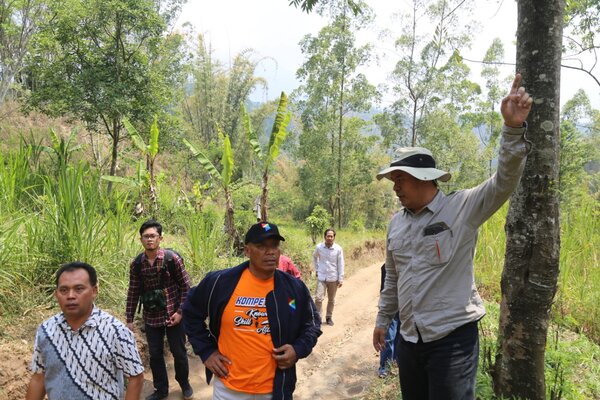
[183, 261, 322, 400]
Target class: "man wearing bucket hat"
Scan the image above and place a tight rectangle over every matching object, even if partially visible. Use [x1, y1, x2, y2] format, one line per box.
[183, 221, 321, 400]
[372, 73, 533, 400]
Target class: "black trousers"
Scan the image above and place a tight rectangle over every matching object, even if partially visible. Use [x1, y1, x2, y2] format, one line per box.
[397, 321, 479, 400]
[145, 322, 190, 394]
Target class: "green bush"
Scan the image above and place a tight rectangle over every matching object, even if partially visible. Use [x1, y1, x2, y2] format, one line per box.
[304, 205, 331, 244]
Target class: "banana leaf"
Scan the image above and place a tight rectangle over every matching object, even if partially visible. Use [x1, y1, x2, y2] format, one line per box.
[266, 92, 290, 168]
[221, 134, 234, 188]
[123, 118, 147, 154]
[100, 175, 140, 188]
[148, 114, 159, 159]
[242, 104, 263, 159]
[183, 139, 222, 184]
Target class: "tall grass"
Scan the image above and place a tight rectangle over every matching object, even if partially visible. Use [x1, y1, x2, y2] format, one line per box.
[0, 144, 140, 315]
[554, 188, 600, 342]
[474, 191, 600, 343]
[0, 144, 39, 214]
[183, 205, 228, 279]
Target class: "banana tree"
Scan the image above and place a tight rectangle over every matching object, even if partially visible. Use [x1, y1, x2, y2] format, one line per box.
[243, 91, 291, 221]
[183, 131, 242, 252]
[122, 115, 160, 216]
[101, 159, 146, 215]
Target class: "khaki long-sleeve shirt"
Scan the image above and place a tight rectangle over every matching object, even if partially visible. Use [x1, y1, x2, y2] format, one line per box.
[376, 124, 529, 343]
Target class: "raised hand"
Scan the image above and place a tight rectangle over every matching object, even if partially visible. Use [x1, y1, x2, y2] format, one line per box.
[501, 73, 533, 128]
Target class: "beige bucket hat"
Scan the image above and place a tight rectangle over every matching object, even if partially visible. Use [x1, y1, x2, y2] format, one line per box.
[376, 147, 451, 182]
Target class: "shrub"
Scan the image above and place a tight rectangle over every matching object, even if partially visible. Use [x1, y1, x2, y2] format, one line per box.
[304, 205, 331, 244]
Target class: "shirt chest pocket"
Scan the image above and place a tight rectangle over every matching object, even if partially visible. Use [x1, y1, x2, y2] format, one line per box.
[388, 238, 410, 273]
[420, 228, 454, 266]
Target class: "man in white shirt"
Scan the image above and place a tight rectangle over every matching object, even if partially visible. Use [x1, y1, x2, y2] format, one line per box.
[313, 228, 344, 326]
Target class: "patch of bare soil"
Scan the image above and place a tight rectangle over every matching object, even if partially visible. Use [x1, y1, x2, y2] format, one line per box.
[0, 339, 33, 399]
[293, 261, 383, 399]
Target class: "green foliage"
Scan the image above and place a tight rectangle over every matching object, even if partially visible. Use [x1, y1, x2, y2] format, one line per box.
[559, 121, 594, 204]
[266, 92, 291, 169]
[242, 91, 291, 221]
[123, 116, 160, 159]
[0, 144, 38, 214]
[385, 0, 476, 145]
[182, 206, 227, 277]
[295, 1, 377, 226]
[565, 0, 600, 56]
[181, 33, 267, 150]
[348, 219, 365, 232]
[420, 110, 487, 190]
[25, 0, 186, 178]
[221, 133, 234, 187]
[555, 188, 600, 343]
[183, 139, 223, 183]
[0, 0, 47, 103]
[242, 104, 263, 159]
[39, 129, 82, 173]
[101, 160, 146, 189]
[304, 205, 331, 244]
[183, 133, 241, 251]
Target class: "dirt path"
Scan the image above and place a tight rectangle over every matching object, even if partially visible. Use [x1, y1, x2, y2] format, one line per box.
[144, 261, 383, 399]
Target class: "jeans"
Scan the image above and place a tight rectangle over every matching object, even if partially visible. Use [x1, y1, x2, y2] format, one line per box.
[397, 320, 479, 400]
[379, 314, 399, 372]
[145, 322, 190, 394]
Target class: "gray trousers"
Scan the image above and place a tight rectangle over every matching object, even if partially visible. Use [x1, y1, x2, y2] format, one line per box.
[213, 377, 272, 399]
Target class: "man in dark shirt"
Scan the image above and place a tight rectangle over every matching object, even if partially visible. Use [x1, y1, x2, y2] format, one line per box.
[126, 220, 193, 400]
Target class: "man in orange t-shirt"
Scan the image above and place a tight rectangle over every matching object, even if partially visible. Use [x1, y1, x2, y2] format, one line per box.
[183, 222, 322, 399]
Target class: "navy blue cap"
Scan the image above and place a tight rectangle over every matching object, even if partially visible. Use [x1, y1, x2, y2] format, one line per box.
[244, 222, 285, 244]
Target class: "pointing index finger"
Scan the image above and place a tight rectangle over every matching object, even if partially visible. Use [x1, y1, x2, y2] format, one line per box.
[511, 73, 522, 94]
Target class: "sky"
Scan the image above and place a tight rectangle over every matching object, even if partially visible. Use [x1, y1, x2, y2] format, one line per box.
[177, 0, 599, 110]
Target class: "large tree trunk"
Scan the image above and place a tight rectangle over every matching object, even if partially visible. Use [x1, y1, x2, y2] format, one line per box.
[493, 1, 564, 399]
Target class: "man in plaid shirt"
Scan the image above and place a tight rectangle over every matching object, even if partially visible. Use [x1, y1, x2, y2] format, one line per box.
[126, 220, 193, 400]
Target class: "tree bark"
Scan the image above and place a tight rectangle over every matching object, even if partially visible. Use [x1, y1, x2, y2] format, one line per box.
[107, 117, 121, 195]
[224, 188, 242, 255]
[260, 170, 269, 222]
[493, 1, 565, 399]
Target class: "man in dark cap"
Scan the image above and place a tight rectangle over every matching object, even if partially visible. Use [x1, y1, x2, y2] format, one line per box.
[372, 73, 533, 399]
[183, 221, 321, 400]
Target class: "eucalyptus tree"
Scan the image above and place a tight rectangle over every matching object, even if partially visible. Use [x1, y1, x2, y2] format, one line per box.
[478, 39, 509, 146]
[558, 90, 600, 204]
[243, 92, 291, 222]
[0, 0, 47, 104]
[563, 0, 599, 88]
[387, 0, 474, 146]
[25, 0, 186, 192]
[493, 1, 565, 398]
[295, 0, 377, 227]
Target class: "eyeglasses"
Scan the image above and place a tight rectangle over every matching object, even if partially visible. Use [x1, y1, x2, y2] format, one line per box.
[142, 234, 160, 240]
